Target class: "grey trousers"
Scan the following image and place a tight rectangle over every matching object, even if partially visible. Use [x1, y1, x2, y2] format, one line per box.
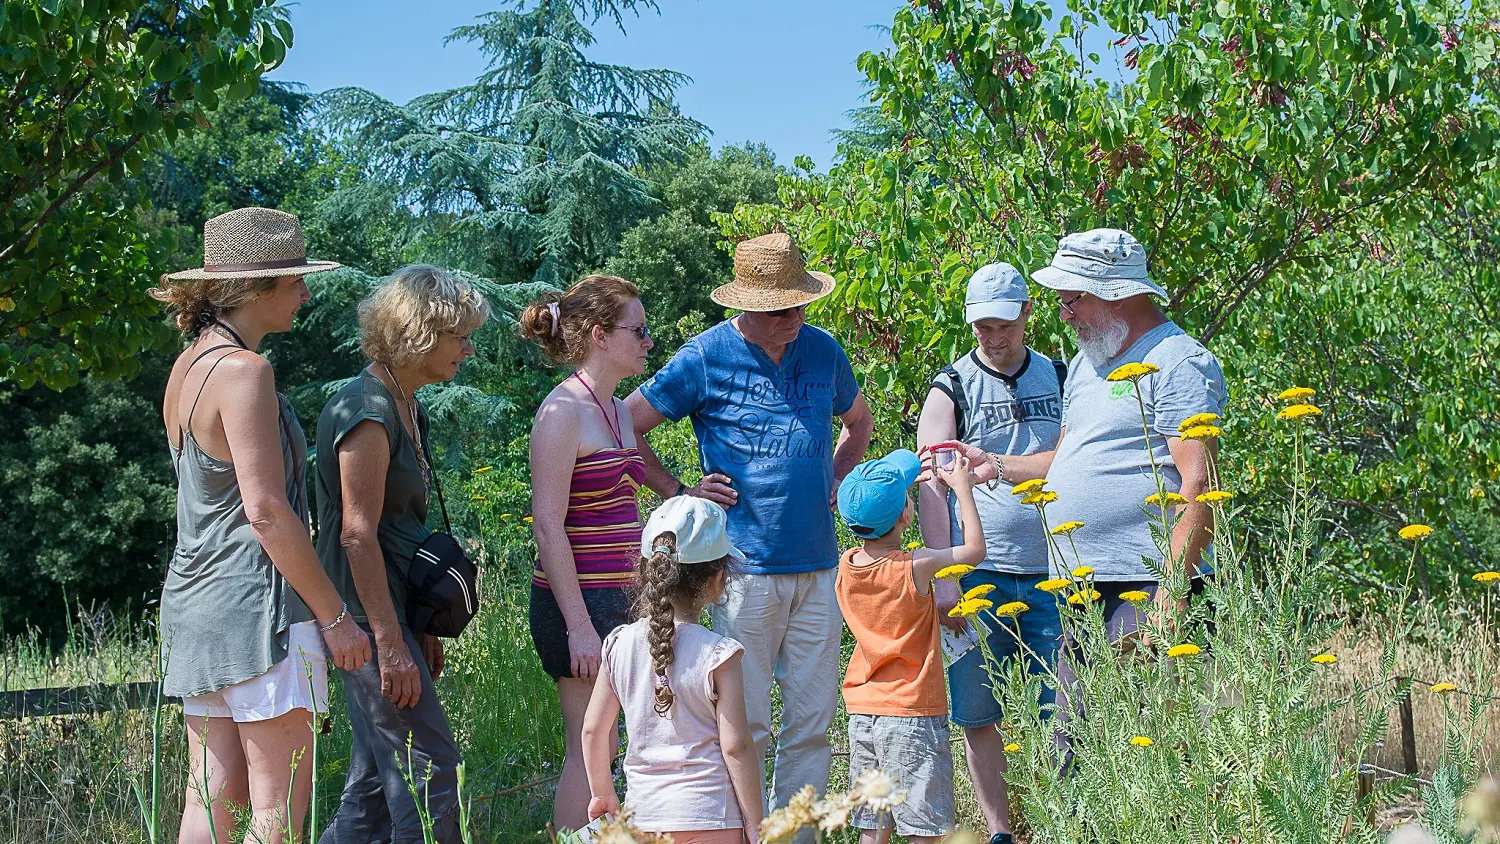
[318, 625, 462, 844]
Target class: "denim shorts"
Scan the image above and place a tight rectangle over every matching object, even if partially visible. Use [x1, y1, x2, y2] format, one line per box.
[847, 713, 955, 836]
[946, 570, 1062, 729]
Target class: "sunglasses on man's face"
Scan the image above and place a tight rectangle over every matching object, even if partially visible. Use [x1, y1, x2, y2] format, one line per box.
[763, 305, 807, 318]
[1058, 292, 1087, 316]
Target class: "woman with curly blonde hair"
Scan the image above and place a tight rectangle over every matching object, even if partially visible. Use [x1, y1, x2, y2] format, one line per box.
[314, 264, 489, 843]
[154, 207, 371, 844]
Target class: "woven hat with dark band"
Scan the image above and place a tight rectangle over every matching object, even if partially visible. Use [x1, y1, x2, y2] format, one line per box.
[166, 207, 340, 280]
[710, 232, 836, 312]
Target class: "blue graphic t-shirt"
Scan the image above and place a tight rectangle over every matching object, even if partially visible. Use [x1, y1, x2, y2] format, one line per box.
[640, 320, 860, 574]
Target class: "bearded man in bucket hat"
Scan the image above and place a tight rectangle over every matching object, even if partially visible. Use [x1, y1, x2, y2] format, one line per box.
[625, 232, 874, 821]
[1031, 228, 1226, 762]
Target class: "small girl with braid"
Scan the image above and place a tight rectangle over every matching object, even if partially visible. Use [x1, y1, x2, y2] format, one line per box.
[582, 496, 763, 843]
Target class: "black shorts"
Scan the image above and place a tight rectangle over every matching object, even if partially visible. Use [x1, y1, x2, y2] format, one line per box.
[528, 584, 632, 680]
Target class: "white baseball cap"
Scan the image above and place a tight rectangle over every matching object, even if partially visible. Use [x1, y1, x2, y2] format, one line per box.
[965, 262, 1029, 323]
[641, 496, 745, 564]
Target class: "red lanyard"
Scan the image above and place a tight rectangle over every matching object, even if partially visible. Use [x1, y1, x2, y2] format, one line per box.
[572, 372, 622, 448]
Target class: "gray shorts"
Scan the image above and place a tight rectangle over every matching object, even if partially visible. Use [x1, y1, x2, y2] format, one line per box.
[847, 713, 955, 836]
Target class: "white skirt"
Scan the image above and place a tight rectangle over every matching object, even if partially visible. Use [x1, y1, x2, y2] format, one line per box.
[182, 621, 329, 721]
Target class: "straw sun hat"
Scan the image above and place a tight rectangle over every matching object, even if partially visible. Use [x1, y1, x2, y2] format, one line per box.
[165, 207, 340, 280]
[710, 232, 836, 312]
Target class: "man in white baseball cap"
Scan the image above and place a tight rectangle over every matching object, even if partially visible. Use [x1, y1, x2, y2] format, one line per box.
[914, 262, 1063, 844]
[1031, 228, 1226, 765]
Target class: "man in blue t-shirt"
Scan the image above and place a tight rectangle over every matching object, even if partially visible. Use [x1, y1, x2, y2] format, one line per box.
[625, 232, 874, 817]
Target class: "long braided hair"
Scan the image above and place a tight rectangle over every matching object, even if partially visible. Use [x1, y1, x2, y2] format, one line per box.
[631, 532, 733, 716]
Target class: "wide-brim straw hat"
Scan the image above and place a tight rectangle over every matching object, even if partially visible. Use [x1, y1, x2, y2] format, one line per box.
[166, 207, 340, 280]
[710, 232, 836, 312]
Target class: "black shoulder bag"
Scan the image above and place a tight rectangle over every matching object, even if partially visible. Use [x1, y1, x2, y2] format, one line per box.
[401, 403, 480, 638]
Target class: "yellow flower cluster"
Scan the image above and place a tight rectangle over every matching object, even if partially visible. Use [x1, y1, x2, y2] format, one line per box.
[948, 598, 994, 618]
[964, 584, 996, 600]
[995, 601, 1030, 618]
[1130, 735, 1155, 748]
[1310, 653, 1338, 665]
[1020, 490, 1059, 506]
[1277, 386, 1316, 402]
[905, 541, 922, 550]
[936, 564, 976, 581]
[1277, 403, 1323, 421]
[1051, 520, 1085, 535]
[1178, 412, 1221, 431]
[1430, 682, 1458, 694]
[1474, 571, 1500, 584]
[1067, 589, 1102, 605]
[1144, 492, 1188, 507]
[1196, 490, 1234, 504]
[1119, 590, 1151, 603]
[1010, 478, 1047, 495]
[1004, 742, 1022, 753]
[1071, 565, 1094, 578]
[1106, 362, 1160, 382]
[1036, 578, 1071, 593]
[1166, 643, 1202, 658]
[1180, 424, 1224, 441]
[1399, 524, 1433, 541]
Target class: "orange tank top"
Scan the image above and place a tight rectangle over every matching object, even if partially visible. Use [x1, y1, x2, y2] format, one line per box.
[836, 548, 948, 717]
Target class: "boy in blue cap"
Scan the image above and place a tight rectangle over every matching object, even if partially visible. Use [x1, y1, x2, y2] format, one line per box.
[835, 449, 986, 844]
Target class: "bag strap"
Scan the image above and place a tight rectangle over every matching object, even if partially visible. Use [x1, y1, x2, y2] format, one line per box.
[414, 409, 453, 535]
[1053, 359, 1068, 399]
[937, 365, 969, 441]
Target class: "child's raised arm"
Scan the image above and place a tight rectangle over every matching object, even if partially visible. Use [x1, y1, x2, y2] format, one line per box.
[912, 454, 988, 586]
[713, 653, 763, 843]
[581, 659, 624, 821]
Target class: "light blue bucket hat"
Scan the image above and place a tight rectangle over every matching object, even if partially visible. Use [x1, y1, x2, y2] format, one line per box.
[1031, 228, 1167, 301]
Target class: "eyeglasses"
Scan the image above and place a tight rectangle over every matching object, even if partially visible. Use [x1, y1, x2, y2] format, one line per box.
[1058, 292, 1086, 316]
[614, 324, 651, 342]
[764, 305, 806, 318]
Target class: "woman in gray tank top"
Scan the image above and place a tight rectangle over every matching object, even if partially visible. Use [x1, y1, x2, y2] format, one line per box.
[154, 208, 370, 844]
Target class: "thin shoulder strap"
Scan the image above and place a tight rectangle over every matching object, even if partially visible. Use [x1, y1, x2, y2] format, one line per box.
[938, 364, 969, 441]
[183, 346, 252, 440]
[415, 409, 453, 534]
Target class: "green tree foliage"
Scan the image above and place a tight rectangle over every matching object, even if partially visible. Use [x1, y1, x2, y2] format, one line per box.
[317, 0, 704, 285]
[0, 0, 297, 389]
[725, 0, 1500, 593]
[0, 357, 174, 633]
[606, 142, 783, 354]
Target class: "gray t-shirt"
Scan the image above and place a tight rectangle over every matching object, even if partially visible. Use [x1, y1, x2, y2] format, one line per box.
[315, 371, 432, 625]
[931, 348, 1063, 575]
[1045, 321, 1226, 582]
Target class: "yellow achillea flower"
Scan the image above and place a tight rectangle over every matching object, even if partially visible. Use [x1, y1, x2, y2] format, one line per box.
[1067, 589, 1102, 605]
[474, 466, 494, 474]
[470, 495, 487, 502]
[1051, 521, 1085, 535]
[523, 516, 534, 523]
[1036, 578, 1071, 593]
[1106, 362, 1160, 382]
[964, 584, 996, 600]
[948, 598, 994, 618]
[501, 513, 513, 519]
[1310, 653, 1338, 665]
[1166, 643, 1202, 658]
[1071, 565, 1095, 578]
[1004, 742, 1022, 753]
[1277, 403, 1323, 421]
[936, 564, 977, 581]
[1180, 424, 1224, 441]
[1430, 682, 1458, 694]
[1021, 490, 1059, 506]
[995, 601, 1029, 617]
[1010, 478, 1047, 495]
[1473, 571, 1500, 584]
[1277, 386, 1316, 402]
[905, 541, 922, 550]
[1130, 736, 1155, 748]
[1119, 590, 1151, 603]
[1177, 412, 1221, 431]
[1196, 490, 1234, 504]
[1399, 524, 1433, 541]
[1144, 492, 1188, 507]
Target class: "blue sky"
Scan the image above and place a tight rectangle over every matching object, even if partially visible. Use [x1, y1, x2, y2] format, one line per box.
[266, 0, 901, 169]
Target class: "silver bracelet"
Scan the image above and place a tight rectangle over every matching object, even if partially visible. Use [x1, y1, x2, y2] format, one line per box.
[987, 453, 1005, 490]
[319, 603, 349, 632]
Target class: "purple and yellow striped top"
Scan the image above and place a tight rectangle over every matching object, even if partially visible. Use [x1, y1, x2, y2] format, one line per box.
[534, 448, 646, 591]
